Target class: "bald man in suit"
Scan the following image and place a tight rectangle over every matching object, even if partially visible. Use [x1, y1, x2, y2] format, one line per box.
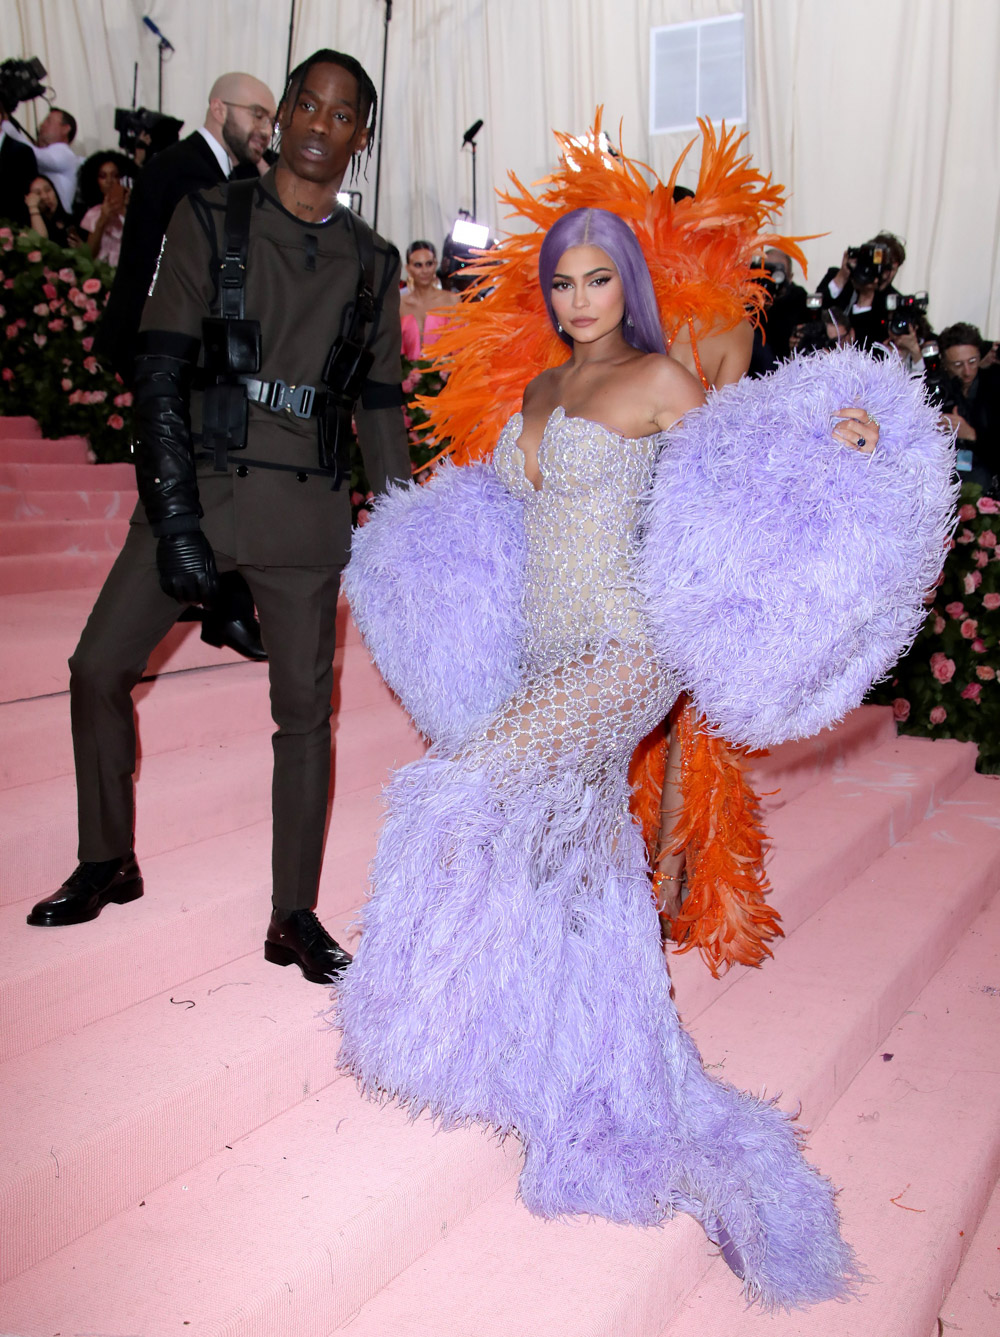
[97, 72, 276, 383]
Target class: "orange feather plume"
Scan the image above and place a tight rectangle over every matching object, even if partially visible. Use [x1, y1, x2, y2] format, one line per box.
[415, 110, 807, 466]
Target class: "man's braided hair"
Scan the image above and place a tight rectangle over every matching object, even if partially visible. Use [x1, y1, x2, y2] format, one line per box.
[279, 48, 377, 182]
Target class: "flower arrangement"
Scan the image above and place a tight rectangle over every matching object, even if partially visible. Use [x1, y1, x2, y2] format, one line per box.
[870, 482, 1000, 772]
[0, 225, 132, 461]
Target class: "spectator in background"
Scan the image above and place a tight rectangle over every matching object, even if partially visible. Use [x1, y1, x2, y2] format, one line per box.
[886, 308, 934, 377]
[400, 239, 460, 360]
[749, 247, 808, 376]
[815, 231, 906, 348]
[2, 106, 81, 213]
[77, 152, 132, 266]
[24, 174, 80, 246]
[96, 71, 275, 383]
[939, 322, 1000, 492]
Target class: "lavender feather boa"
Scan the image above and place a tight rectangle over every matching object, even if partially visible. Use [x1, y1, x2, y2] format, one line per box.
[346, 348, 955, 749]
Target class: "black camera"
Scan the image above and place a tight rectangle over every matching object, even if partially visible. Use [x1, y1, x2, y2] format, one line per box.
[846, 242, 890, 287]
[114, 106, 182, 157]
[920, 341, 955, 413]
[0, 56, 47, 116]
[757, 260, 788, 300]
[885, 291, 929, 336]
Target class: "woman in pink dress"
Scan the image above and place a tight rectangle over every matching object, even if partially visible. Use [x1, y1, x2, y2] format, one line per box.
[77, 153, 130, 267]
[399, 239, 460, 360]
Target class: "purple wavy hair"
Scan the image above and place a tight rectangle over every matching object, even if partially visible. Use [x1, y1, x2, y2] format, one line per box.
[538, 208, 666, 355]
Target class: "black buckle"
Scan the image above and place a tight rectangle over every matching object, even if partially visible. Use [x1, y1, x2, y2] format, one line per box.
[263, 380, 315, 418]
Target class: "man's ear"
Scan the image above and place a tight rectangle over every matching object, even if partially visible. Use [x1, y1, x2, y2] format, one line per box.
[354, 125, 370, 156]
[207, 96, 227, 128]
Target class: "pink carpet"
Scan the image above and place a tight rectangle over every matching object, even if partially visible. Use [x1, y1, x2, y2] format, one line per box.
[1, 422, 999, 1336]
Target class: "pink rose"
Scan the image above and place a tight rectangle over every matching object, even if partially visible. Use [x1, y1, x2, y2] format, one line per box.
[33, 333, 46, 348]
[5, 323, 18, 339]
[1, 367, 13, 382]
[107, 413, 124, 430]
[68, 390, 83, 405]
[930, 652, 956, 683]
[82, 277, 102, 295]
[0, 227, 11, 240]
[956, 528, 976, 545]
[959, 503, 977, 521]
[48, 319, 65, 332]
[980, 529, 998, 549]
[26, 250, 42, 262]
[87, 389, 107, 404]
[960, 683, 981, 703]
[33, 302, 49, 316]
[975, 550, 990, 567]
[81, 337, 94, 352]
[43, 282, 57, 300]
[83, 356, 98, 373]
[932, 615, 946, 634]
[978, 497, 1000, 514]
[113, 391, 132, 407]
[892, 698, 910, 722]
[960, 618, 978, 639]
[70, 289, 88, 309]
[58, 267, 75, 283]
[964, 573, 977, 594]
[356, 508, 371, 527]
[72, 316, 85, 332]
[983, 592, 1000, 610]
[929, 706, 947, 725]
[944, 602, 966, 619]
[61, 378, 73, 392]
[972, 638, 986, 653]
[401, 371, 420, 393]
[977, 666, 996, 681]
[83, 307, 100, 323]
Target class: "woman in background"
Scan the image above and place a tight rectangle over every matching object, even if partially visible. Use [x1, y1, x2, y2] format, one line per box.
[24, 174, 79, 247]
[400, 238, 460, 360]
[76, 152, 131, 266]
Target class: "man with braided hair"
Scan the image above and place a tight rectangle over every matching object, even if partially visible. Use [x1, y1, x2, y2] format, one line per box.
[28, 50, 411, 986]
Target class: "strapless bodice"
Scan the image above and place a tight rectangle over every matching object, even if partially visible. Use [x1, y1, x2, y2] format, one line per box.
[492, 407, 664, 668]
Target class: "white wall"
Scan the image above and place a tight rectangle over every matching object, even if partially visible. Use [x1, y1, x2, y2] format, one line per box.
[2, 0, 996, 332]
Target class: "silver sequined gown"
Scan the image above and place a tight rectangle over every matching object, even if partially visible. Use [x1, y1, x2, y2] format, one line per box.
[337, 408, 856, 1305]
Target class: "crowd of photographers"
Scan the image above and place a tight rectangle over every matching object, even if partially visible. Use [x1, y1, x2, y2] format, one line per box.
[754, 233, 999, 494]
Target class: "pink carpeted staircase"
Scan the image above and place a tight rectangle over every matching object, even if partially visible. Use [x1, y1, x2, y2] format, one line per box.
[1, 418, 999, 1337]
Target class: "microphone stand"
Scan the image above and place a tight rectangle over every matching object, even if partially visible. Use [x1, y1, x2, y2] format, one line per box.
[372, 0, 392, 231]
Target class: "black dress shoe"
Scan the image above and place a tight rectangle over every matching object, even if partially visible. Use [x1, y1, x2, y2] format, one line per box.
[264, 909, 352, 984]
[178, 571, 268, 662]
[27, 854, 143, 927]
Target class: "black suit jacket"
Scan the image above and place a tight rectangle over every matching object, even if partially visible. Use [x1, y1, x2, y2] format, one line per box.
[816, 266, 900, 350]
[96, 131, 257, 381]
[0, 134, 37, 226]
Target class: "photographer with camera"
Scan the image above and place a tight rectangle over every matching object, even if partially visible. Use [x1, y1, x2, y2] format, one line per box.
[0, 58, 47, 224]
[97, 71, 275, 384]
[2, 106, 81, 214]
[937, 322, 1000, 492]
[815, 231, 907, 348]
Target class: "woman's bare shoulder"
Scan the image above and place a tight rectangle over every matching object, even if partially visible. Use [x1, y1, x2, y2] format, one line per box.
[631, 352, 706, 419]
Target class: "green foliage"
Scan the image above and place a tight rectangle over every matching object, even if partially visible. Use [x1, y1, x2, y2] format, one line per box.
[869, 483, 1000, 772]
[0, 225, 132, 461]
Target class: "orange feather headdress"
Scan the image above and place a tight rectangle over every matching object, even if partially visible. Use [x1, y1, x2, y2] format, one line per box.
[413, 112, 799, 976]
[415, 110, 806, 467]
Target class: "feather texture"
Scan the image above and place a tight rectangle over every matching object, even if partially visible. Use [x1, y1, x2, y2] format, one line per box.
[343, 461, 527, 751]
[638, 346, 958, 748]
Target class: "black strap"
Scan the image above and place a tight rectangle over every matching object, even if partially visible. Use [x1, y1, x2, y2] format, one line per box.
[342, 211, 378, 345]
[217, 179, 257, 320]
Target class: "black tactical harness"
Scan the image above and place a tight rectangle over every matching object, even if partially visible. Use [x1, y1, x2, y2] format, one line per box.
[197, 179, 393, 489]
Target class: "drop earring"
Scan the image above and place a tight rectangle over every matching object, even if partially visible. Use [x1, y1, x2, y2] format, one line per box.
[557, 322, 564, 334]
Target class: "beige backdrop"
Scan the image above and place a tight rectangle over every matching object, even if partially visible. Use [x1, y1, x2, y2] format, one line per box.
[1, 0, 996, 332]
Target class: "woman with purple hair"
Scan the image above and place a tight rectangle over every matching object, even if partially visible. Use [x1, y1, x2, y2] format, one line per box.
[337, 207, 954, 1307]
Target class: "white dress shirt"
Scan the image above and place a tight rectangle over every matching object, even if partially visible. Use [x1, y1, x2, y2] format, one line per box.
[196, 125, 233, 179]
[1, 120, 79, 211]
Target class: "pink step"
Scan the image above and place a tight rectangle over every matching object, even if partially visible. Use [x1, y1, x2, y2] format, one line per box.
[661, 863, 1000, 1337]
[0, 488, 135, 521]
[0, 435, 90, 465]
[0, 642, 395, 790]
[337, 777, 1000, 1337]
[668, 732, 975, 1026]
[1, 773, 997, 1334]
[0, 549, 118, 594]
[937, 1177, 1000, 1335]
[0, 588, 361, 703]
[0, 516, 130, 556]
[0, 459, 135, 490]
[750, 703, 898, 814]
[0, 688, 422, 914]
[0, 416, 42, 439]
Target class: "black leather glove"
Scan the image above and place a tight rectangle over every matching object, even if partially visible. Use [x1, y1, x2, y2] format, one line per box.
[156, 530, 219, 605]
